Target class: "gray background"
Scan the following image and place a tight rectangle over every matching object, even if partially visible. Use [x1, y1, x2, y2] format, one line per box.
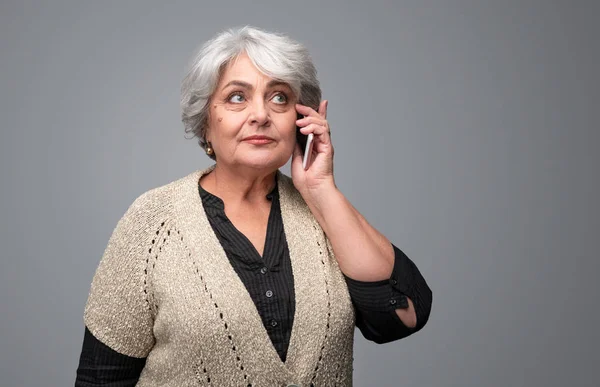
[1, 1, 598, 386]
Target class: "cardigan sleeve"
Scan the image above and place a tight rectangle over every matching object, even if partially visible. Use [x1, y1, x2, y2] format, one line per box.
[82, 193, 157, 358]
[343, 243, 433, 343]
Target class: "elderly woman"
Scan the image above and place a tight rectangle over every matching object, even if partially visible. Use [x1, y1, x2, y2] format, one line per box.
[75, 26, 432, 386]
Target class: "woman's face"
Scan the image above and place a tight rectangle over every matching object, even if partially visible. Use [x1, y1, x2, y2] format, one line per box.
[206, 52, 298, 170]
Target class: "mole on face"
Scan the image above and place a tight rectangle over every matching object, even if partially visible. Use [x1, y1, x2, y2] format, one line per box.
[213, 104, 217, 109]
[218, 117, 223, 122]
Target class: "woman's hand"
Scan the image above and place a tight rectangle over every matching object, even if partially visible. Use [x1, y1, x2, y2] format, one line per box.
[291, 100, 336, 199]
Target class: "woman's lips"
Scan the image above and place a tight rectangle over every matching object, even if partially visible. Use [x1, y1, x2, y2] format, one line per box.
[243, 138, 274, 144]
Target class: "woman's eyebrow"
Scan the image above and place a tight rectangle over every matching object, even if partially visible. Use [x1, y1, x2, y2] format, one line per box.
[222, 80, 291, 90]
[266, 80, 290, 89]
[222, 80, 253, 90]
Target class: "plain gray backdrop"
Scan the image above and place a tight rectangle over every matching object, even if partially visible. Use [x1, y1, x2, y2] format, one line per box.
[1, 1, 598, 386]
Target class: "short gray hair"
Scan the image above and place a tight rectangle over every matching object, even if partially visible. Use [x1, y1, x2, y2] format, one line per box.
[180, 26, 322, 160]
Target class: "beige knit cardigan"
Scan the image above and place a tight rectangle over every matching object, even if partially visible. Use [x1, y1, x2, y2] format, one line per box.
[83, 164, 356, 386]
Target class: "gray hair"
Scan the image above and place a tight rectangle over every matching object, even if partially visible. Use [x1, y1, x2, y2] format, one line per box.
[180, 26, 322, 160]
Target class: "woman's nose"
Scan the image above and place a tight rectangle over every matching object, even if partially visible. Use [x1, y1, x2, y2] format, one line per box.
[248, 100, 269, 126]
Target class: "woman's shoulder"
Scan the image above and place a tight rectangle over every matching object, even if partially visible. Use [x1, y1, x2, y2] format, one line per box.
[113, 169, 201, 236]
[127, 168, 203, 216]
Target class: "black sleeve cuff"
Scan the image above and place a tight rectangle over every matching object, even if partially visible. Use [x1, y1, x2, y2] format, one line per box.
[75, 325, 146, 386]
[343, 243, 432, 332]
[344, 273, 409, 313]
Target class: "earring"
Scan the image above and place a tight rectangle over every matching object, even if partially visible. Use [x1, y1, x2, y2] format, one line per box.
[206, 141, 214, 155]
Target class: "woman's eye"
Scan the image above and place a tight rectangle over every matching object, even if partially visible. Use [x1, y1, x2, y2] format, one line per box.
[228, 93, 245, 103]
[271, 93, 287, 104]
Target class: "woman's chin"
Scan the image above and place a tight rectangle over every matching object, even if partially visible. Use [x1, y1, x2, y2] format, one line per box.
[238, 153, 288, 169]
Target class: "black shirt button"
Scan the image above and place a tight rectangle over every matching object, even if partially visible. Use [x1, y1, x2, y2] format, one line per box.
[260, 266, 268, 274]
[266, 290, 273, 298]
[270, 319, 278, 327]
[390, 278, 398, 285]
[389, 299, 397, 305]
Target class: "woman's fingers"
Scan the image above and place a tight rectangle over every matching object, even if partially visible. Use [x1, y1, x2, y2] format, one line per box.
[296, 115, 326, 127]
[296, 100, 328, 119]
[299, 123, 331, 139]
[296, 103, 321, 118]
[296, 101, 331, 144]
[318, 100, 328, 119]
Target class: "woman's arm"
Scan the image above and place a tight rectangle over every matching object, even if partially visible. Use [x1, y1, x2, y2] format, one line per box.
[77, 192, 161, 385]
[305, 186, 432, 331]
[75, 325, 146, 387]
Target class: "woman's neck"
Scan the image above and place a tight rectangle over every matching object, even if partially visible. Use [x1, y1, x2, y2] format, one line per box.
[199, 165, 277, 209]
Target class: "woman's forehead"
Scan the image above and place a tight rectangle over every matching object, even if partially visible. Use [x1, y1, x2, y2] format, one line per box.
[218, 54, 290, 90]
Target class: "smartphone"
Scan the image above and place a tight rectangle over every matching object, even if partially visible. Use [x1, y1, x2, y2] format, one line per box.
[296, 112, 314, 170]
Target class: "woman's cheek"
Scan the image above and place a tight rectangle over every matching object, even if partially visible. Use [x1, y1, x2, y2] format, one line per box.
[223, 104, 246, 112]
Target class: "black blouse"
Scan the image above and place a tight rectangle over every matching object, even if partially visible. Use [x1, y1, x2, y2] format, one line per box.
[75, 173, 432, 386]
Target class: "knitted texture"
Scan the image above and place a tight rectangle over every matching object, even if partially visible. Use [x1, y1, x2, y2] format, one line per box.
[83, 164, 356, 386]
